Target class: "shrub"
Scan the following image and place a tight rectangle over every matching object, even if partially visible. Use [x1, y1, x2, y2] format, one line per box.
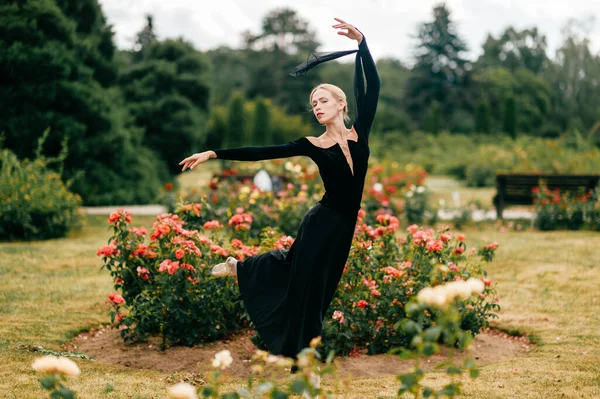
[0, 134, 82, 241]
[99, 205, 500, 357]
[533, 183, 598, 231]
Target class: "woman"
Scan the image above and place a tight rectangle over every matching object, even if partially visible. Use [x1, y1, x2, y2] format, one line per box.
[179, 17, 380, 365]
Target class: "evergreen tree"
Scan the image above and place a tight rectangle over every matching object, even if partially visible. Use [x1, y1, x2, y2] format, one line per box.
[252, 97, 272, 145]
[0, 0, 163, 205]
[405, 3, 472, 127]
[227, 92, 246, 147]
[424, 101, 441, 135]
[503, 96, 518, 138]
[118, 32, 211, 175]
[475, 100, 491, 133]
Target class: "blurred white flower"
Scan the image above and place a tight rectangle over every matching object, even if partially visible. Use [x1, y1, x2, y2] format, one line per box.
[32, 356, 59, 374]
[465, 278, 485, 294]
[285, 161, 293, 171]
[417, 278, 486, 309]
[32, 356, 80, 377]
[167, 382, 198, 399]
[212, 349, 233, 370]
[406, 191, 414, 198]
[416, 186, 425, 193]
[373, 182, 383, 192]
[56, 357, 80, 376]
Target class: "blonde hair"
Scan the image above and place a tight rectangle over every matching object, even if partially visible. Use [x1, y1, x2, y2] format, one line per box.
[309, 83, 351, 124]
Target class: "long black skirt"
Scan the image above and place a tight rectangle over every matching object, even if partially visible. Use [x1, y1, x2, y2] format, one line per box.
[237, 202, 357, 359]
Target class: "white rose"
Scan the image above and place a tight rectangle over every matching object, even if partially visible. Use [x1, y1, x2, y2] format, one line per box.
[431, 288, 449, 307]
[32, 356, 59, 374]
[285, 161, 293, 171]
[465, 278, 485, 294]
[416, 186, 425, 193]
[56, 357, 81, 376]
[373, 182, 383, 192]
[212, 349, 233, 370]
[167, 382, 198, 399]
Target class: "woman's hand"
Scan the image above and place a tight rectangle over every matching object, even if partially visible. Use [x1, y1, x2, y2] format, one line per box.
[332, 18, 363, 44]
[179, 151, 214, 171]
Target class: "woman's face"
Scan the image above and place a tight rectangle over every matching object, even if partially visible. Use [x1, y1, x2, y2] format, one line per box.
[311, 88, 343, 124]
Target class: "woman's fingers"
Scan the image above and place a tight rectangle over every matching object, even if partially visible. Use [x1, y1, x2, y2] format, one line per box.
[334, 17, 347, 24]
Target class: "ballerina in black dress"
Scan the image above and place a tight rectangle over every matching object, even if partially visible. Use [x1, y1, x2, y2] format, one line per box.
[180, 17, 380, 364]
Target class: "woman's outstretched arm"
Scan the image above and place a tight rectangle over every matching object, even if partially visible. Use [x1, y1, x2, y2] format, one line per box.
[212, 138, 308, 161]
[180, 137, 309, 171]
[353, 33, 381, 139]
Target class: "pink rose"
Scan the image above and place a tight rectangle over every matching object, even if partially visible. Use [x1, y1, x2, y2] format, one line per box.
[332, 310, 345, 324]
[407, 224, 419, 235]
[175, 249, 185, 259]
[108, 292, 125, 305]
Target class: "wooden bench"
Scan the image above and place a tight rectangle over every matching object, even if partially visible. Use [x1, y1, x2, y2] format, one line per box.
[493, 174, 600, 219]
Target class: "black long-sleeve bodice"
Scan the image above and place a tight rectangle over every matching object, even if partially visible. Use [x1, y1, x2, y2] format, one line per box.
[213, 36, 380, 217]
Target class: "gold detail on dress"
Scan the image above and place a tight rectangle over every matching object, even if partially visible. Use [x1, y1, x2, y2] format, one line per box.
[317, 130, 355, 176]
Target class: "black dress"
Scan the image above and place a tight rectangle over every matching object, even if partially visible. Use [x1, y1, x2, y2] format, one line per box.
[212, 35, 380, 360]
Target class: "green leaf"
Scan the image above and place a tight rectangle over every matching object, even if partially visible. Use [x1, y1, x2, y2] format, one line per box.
[464, 358, 476, 369]
[326, 350, 335, 364]
[423, 326, 442, 342]
[405, 302, 421, 317]
[291, 380, 306, 394]
[422, 342, 439, 356]
[222, 393, 239, 399]
[57, 386, 75, 399]
[399, 373, 418, 389]
[423, 387, 434, 397]
[470, 368, 480, 379]
[446, 366, 462, 375]
[40, 376, 56, 390]
[272, 391, 289, 399]
[437, 383, 460, 396]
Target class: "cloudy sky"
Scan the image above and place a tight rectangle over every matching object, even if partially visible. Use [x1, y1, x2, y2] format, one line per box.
[98, 0, 600, 64]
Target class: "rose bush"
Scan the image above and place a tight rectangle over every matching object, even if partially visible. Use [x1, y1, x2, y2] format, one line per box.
[533, 183, 599, 231]
[99, 203, 499, 355]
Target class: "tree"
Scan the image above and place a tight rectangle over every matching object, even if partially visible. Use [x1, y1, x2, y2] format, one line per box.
[242, 8, 321, 117]
[477, 27, 548, 74]
[119, 36, 211, 175]
[227, 92, 246, 147]
[543, 17, 600, 136]
[475, 101, 491, 133]
[405, 3, 472, 127]
[0, 0, 163, 205]
[472, 66, 550, 135]
[424, 101, 441, 134]
[242, 7, 318, 54]
[252, 98, 272, 145]
[503, 95, 517, 138]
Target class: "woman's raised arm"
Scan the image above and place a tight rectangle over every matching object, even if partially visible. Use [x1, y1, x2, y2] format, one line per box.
[353, 33, 381, 139]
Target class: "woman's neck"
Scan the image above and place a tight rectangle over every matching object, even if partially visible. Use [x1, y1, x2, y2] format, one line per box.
[324, 118, 349, 141]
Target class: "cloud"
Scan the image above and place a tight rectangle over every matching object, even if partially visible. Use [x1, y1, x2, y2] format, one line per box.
[98, 0, 599, 62]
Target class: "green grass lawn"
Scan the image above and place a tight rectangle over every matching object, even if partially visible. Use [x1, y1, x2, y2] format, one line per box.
[1, 213, 599, 398]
